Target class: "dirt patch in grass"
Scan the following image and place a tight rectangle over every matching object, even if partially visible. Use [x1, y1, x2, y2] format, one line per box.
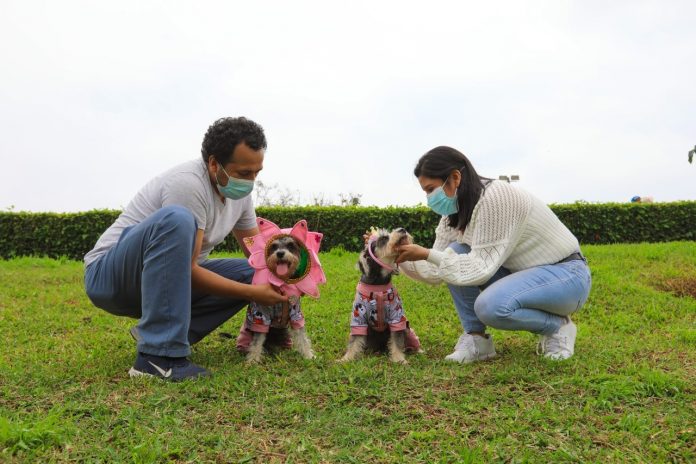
[654, 277, 696, 299]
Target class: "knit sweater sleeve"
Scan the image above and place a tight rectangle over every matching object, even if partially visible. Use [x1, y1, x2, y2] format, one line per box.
[426, 183, 532, 286]
[399, 216, 452, 285]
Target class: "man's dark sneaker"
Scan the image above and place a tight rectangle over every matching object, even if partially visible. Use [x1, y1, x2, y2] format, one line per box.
[128, 352, 210, 381]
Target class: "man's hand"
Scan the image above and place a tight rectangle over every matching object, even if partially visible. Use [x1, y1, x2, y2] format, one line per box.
[248, 283, 289, 306]
[395, 243, 430, 264]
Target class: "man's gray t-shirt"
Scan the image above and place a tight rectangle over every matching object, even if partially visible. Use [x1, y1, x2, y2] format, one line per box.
[84, 159, 257, 267]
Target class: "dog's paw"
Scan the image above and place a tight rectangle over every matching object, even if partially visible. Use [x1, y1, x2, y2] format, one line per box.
[389, 353, 408, 364]
[245, 353, 263, 364]
[302, 351, 316, 360]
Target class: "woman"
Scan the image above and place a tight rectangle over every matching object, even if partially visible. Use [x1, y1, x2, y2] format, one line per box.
[395, 146, 591, 363]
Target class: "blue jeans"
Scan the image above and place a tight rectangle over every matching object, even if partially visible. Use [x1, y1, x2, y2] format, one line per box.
[446, 242, 592, 336]
[84, 205, 253, 357]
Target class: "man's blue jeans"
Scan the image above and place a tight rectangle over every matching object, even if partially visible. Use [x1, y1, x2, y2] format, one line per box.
[446, 242, 592, 336]
[84, 205, 253, 357]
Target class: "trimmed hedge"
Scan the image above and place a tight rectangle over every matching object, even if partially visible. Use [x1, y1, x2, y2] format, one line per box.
[1, 202, 694, 261]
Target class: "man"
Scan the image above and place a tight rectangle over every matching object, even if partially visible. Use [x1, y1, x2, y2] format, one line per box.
[84, 117, 287, 381]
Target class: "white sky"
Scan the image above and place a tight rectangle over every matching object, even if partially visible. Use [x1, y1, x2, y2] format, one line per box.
[1, 0, 694, 212]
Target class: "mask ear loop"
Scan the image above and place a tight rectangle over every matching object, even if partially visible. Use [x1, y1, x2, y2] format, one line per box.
[448, 167, 465, 195]
[216, 159, 231, 182]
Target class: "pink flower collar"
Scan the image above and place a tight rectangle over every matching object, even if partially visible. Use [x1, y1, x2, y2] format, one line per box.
[244, 218, 326, 298]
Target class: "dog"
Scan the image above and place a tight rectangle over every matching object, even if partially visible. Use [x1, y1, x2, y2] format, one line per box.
[237, 234, 316, 363]
[340, 227, 421, 364]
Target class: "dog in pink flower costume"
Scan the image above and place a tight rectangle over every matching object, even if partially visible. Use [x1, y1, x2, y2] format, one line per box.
[236, 218, 326, 363]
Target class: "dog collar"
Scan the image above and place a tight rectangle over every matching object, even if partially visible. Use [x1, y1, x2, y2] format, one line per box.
[367, 238, 398, 272]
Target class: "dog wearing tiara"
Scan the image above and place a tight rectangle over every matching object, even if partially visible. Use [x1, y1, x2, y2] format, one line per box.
[237, 218, 326, 363]
[340, 227, 422, 364]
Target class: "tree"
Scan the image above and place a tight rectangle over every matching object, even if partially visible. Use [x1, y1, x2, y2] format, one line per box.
[689, 145, 695, 164]
[338, 192, 362, 206]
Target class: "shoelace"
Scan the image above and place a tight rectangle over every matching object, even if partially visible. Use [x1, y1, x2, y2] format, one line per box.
[536, 333, 568, 356]
[537, 317, 572, 355]
[454, 334, 479, 355]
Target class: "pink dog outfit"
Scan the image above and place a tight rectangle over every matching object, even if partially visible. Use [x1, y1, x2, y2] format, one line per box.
[236, 298, 304, 352]
[245, 298, 305, 333]
[350, 282, 421, 351]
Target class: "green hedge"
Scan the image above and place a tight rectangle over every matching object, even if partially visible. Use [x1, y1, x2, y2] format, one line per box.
[1, 202, 694, 260]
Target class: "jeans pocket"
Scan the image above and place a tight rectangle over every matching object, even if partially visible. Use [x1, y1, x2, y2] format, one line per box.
[569, 261, 591, 284]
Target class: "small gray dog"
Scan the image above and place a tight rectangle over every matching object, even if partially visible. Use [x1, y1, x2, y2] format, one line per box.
[237, 235, 315, 363]
[340, 227, 421, 363]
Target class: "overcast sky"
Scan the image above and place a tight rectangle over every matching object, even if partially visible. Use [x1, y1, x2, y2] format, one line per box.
[1, 0, 694, 212]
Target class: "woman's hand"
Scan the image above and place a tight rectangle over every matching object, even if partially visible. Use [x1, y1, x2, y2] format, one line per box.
[248, 283, 289, 306]
[395, 243, 430, 264]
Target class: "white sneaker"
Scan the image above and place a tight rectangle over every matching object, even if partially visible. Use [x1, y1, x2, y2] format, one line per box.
[444, 333, 496, 363]
[537, 317, 577, 360]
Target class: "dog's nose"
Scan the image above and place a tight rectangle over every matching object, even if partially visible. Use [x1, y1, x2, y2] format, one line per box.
[276, 250, 285, 259]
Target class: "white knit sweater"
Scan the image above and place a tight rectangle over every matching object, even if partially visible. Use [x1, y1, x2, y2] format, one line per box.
[400, 181, 580, 286]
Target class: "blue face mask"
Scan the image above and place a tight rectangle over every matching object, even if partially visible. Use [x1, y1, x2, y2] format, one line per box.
[426, 177, 459, 216]
[216, 163, 254, 200]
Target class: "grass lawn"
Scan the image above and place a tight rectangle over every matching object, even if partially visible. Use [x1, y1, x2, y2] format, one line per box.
[1, 242, 694, 463]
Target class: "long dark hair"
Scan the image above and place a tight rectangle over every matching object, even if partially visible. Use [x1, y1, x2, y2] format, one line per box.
[414, 146, 490, 231]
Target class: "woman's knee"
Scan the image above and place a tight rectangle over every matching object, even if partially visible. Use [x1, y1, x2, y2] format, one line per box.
[448, 242, 471, 254]
[474, 290, 513, 326]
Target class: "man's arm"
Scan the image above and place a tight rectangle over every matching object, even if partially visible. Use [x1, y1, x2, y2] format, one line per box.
[189, 229, 286, 306]
[232, 227, 259, 258]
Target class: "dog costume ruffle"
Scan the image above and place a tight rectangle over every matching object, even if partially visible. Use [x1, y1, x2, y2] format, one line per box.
[243, 217, 326, 298]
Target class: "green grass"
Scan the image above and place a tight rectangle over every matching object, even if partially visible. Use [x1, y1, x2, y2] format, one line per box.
[1, 242, 694, 463]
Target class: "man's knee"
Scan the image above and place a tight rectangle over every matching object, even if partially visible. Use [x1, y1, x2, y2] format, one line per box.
[157, 205, 197, 233]
[85, 287, 139, 318]
[200, 259, 254, 284]
[229, 261, 254, 284]
[240, 264, 254, 284]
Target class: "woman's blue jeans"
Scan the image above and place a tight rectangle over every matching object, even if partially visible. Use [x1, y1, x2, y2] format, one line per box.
[84, 205, 253, 358]
[447, 242, 592, 336]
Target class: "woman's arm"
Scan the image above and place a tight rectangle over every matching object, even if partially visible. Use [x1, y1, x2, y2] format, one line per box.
[397, 217, 453, 285]
[400, 183, 532, 287]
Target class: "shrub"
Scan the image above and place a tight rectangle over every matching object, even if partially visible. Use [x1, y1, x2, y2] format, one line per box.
[1, 202, 694, 260]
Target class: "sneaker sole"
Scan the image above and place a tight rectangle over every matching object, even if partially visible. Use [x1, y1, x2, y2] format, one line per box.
[445, 351, 497, 364]
[544, 352, 573, 361]
[128, 367, 210, 381]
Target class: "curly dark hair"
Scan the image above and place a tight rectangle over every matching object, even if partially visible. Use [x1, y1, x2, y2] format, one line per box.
[201, 117, 267, 164]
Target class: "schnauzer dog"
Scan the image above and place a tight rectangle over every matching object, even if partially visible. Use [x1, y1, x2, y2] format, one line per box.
[340, 227, 421, 363]
[237, 234, 315, 363]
